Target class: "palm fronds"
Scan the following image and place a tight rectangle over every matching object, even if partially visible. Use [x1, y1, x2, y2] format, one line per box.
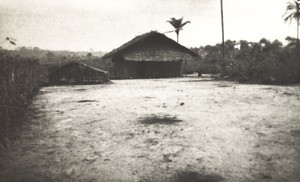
[5, 37, 17, 45]
[283, 0, 300, 45]
[166, 17, 191, 43]
[283, 1, 300, 23]
[167, 17, 191, 29]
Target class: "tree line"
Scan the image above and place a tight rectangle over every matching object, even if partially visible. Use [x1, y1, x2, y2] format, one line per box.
[190, 37, 300, 84]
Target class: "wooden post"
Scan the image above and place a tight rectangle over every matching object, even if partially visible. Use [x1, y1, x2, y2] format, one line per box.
[296, 0, 299, 57]
[184, 60, 187, 76]
[220, 0, 225, 65]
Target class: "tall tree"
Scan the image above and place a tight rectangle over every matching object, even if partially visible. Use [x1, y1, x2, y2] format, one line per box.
[167, 17, 191, 43]
[283, 0, 300, 46]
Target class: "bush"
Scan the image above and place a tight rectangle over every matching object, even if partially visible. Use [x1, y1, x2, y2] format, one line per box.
[197, 38, 300, 84]
[0, 51, 42, 147]
[223, 39, 300, 84]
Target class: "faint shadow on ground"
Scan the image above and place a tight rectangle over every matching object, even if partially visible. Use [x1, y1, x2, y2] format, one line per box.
[291, 130, 300, 137]
[179, 79, 214, 83]
[138, 115, 183, 125]
[76, 99, 98, 103]
[171, 170, 224, 182]
[0, 166, 54, 182]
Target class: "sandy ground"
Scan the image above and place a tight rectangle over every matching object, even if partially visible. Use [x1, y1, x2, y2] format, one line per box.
[0, 77, 300, 182]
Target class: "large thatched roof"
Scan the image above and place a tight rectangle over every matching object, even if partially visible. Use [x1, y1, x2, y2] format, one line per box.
[102, 31, 198, 62]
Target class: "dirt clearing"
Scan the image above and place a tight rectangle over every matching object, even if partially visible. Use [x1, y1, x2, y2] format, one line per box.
[0, 77, 299, 181]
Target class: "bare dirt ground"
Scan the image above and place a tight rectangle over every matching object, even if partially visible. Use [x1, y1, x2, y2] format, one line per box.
[0, 77, 300, 182]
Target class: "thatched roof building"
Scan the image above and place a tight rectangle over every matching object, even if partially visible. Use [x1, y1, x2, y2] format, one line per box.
[49, 62, 110, 85]
[102, 31, 199, 79]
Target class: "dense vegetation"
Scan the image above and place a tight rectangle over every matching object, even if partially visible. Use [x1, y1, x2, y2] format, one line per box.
[191, 37, 300, 84]
[0, 51, 42, 147]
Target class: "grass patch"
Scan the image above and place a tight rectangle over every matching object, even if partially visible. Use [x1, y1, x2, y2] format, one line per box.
[139, 115, 183, 125]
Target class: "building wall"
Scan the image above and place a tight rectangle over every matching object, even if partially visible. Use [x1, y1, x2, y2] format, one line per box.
[114, 61, 183, 79]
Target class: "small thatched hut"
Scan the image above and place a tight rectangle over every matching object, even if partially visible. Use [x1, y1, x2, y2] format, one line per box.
[101, 31, 199, 79]
[49, 62, 110, 85]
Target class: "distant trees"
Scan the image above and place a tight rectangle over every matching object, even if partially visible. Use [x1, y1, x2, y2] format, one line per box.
[87, 52, 92, 58]
[191, 38, 300, 84]
[2, 47, 105, 65]
[167, 17, 191, 43]
[46, 51, 55, 60]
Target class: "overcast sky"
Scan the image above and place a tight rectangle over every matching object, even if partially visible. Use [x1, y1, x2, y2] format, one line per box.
[0, 0, 297, 52]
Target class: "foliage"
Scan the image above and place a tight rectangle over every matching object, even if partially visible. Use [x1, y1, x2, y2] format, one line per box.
[283, 0, 300, 49]
[283, 0, 300, 24]
[224, 38, 299, 84]
[0, 50, 43, 147]
[167, 17, 191, 43]
[192, 38, 300, 84]
[4, 46, 105, 64]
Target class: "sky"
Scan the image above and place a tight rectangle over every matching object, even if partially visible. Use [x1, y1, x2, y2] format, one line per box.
[0, 0, 297, 52]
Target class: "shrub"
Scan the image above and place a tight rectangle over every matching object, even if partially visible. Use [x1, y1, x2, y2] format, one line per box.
[199, 38, 300, 84]
[0, 51, 42, 147]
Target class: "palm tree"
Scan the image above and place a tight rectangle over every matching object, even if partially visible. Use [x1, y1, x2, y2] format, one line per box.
[167, 17, 191, 43]
[283, 0, 300, 45]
